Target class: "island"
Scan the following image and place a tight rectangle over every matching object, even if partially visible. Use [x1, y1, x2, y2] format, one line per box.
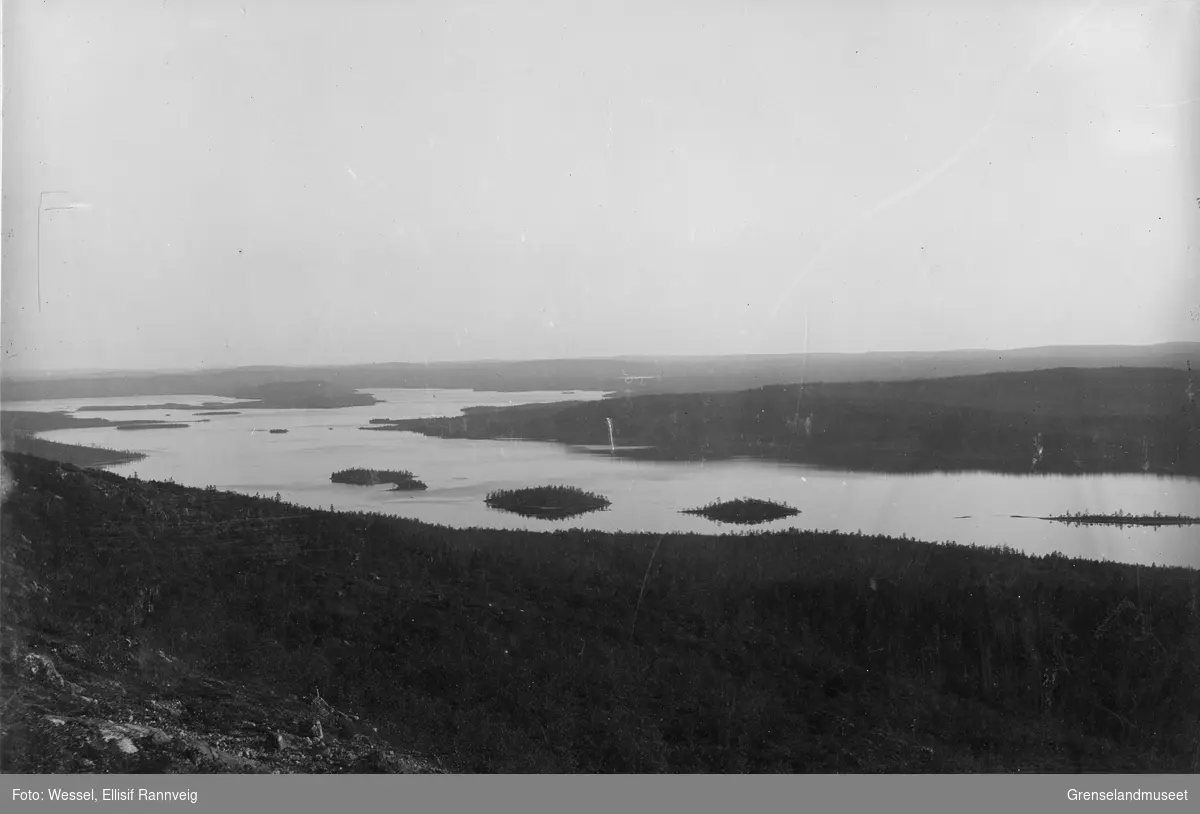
[681, 498, 801, 525]
[77, 402, 229, 412]
[1038, 510, 1200, 527]
[1, 409, 190, 437]
[330, 468, 427, 490]
[484, 485, 611, 519]
[116, 422, 191, 431]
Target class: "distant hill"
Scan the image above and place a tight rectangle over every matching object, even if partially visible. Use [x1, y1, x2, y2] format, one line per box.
[2, 342, 1196, 402]
[370, 366, 1200, 477]
[1, 377, 378, 409]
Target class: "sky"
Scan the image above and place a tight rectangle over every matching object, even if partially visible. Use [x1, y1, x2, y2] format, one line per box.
[2, 0, 1198, 373]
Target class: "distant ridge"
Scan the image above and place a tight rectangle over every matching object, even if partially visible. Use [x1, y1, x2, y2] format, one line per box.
[2, 342, 1197, 402]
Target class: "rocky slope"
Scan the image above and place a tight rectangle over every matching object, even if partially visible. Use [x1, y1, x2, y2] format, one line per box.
[0, 457, 439, 774]
[2, 627, 441, 774]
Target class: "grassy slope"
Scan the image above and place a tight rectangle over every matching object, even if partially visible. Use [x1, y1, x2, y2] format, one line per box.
[3, 453, 1197, 773]
[370, 368, 1200, 476]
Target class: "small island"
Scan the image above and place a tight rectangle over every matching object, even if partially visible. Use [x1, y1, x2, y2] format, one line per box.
[76, 402, 217, 412]
[115, 422, 191, 431]
[682, 498, 801, 525]
[1040, 510, 1200, 527]
[484, 485, 611, 520]
[330, 468, 427, 491]
[195, 410, 241, 416]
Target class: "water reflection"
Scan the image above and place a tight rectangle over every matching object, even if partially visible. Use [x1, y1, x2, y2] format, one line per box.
[681, 498, 802, 525]
[484, 485, 612, 520]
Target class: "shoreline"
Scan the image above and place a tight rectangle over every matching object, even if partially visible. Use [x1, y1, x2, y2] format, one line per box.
[361, 367, 1200, 479]
[364, 421, 1200, 480]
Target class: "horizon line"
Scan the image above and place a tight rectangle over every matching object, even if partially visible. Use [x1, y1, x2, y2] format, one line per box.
[2, 340, 1197, 381]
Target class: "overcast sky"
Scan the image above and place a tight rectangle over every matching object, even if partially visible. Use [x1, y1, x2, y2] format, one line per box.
[2, 0, 1197, 373]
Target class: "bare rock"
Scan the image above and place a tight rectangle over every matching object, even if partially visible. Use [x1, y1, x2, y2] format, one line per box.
[148, 698, 183, 718]
[264, 731, 304, 752]
[179, 736, 263, 772]
[90, 719, 172, 753]
[19, 652, 66, 689]
[112, 737, 139, 755]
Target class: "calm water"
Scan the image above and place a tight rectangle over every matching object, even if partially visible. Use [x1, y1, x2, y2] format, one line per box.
[7, 389, 1198, 569]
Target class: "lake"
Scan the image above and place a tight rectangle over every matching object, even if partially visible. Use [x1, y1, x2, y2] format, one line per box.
[6, 388, 1198, 569]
